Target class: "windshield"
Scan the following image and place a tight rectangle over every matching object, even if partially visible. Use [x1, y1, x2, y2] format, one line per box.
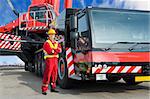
[30, 6, 47, 23]
[90, 9, 150, 44]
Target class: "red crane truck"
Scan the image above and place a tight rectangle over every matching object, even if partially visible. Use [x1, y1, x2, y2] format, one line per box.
[0, 0, 150, 89]
[56, 7, 150, 88]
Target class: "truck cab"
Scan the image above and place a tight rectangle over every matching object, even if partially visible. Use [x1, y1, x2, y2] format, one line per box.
[74, 7, 150, 63]
[56, 7, 150, 88]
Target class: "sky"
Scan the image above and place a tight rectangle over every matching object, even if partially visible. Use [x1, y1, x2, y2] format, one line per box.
[0, 0, 31, 26]
[0, 56, 24, 65]
[0, 0, 149, 25]
[0, 0, 149, 65]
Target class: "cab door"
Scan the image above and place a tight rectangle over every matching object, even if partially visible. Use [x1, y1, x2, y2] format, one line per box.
[76, 13, 91, 52]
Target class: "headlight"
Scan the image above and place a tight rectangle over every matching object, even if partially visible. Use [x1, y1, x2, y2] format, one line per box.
[103, 64, 108, 69]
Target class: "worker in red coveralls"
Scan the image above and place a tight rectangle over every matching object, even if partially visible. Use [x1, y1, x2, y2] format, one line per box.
[41, 28, 61, 95]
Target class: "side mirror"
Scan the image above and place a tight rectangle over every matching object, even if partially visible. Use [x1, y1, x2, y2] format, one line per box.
[70, 32, 79, 39]
[70, 15, 78, 31]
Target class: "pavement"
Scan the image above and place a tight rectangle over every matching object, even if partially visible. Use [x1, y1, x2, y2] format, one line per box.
[0, 68, 149, 99]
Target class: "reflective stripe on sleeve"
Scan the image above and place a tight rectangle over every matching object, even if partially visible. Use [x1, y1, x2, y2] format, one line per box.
[44, 55, 59, 59]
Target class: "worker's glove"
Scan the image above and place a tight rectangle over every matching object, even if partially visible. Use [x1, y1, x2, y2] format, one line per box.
[52, 50, 55, 53]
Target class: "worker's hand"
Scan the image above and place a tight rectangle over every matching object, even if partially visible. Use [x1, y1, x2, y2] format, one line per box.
[52, 50, 55, 53]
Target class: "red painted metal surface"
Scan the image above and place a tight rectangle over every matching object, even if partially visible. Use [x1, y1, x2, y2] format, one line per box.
[0, 18, 19, 33]
[32, 0, 60, 16]
[74, 52, 150, 63]
[65, 0, 72, 8]
[0, 12, 28, 33]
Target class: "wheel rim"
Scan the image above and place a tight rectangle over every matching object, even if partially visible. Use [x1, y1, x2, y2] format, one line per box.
[58, 57, 66, 80]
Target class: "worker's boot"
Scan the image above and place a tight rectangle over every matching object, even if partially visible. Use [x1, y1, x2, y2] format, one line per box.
[42, 91, 47, 95]
[50, 83, 59, 92]
[41, 85, 48, 95]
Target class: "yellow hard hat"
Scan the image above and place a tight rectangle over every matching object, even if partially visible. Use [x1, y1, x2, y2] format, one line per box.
[47, 29, 56, 35]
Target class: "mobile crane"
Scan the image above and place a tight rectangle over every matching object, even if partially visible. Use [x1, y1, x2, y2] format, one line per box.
[0, 0, 71, 74]
[0, 0, 150, 89]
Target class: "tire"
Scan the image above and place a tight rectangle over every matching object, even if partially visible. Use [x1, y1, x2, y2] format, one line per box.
[24, 62, 28, 71]
[34, 55, 39, 76]
[37, 53, 42, 76]
[123, 76, 142, 85]
[27, 62, 34, 72]
[57, 56, 72, 89]
[40, 52, 45, 77]
[107, 75, 121, 82]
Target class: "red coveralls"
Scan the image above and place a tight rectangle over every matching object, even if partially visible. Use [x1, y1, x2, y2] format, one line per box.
[41, 39, 61, 92]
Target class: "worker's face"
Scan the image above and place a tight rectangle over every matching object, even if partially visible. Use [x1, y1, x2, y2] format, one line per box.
[49, 34, 55, 40]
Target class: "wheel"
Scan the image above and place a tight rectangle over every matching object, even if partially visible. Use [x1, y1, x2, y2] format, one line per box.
[34, 55, 39, 76]
[35, 52, 45, 77]
[40, 52, 45, 77]
[58, 56, 72, 89]
[123, 76, 142, 85]
[41, 59, 45, 77]
[107, 74, 121, 82]
[24, 62, 28, 71]
[37, 53, 42, 76]
[24, 65, 28, 71]
[27, 62, 34, 72]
